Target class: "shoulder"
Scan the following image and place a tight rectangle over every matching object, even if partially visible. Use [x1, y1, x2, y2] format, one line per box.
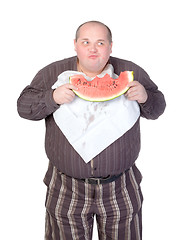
[109, 56, 144, 71]
[41, 56, 77, 73]
[109, 56, 148, 78]
[33, 56, 77, 88]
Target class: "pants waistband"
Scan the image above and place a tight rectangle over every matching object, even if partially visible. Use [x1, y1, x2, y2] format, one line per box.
[80, 172, 125, 185]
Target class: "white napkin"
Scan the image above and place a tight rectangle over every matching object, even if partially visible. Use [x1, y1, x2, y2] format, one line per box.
[52, 64, 140, 163]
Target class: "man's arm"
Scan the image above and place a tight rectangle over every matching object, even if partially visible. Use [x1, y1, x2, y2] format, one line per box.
[17, 69, 78, 120]
[17, 70, 60, 120]
[109, 57, 166, 120]
[138, 87, 166, 120]
[126, 69, 166, 120]
[126, 81, 148, 104]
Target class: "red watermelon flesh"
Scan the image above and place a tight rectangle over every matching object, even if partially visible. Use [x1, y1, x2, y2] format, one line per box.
[69, 71, 133, 102]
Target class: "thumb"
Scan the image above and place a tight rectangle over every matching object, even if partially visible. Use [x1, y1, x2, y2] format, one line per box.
[127, 80, 138, 88]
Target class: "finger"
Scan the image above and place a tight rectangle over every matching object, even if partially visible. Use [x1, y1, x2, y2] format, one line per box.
[126, 86, 137, 95]
[128, 85, 137, 91]
[128, 96, 139, 102]
[65, 83, 78, 91]
[69, 91, 76, 98]
[127, 91, 138, 98]
[64, 92, 75, 102]
[127, 93, 139, 102]
[127, 80, 139, 88]
[126, 87, 139, 100]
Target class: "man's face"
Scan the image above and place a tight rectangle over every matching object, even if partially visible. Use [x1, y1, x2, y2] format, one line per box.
[74, 23, 112, 77]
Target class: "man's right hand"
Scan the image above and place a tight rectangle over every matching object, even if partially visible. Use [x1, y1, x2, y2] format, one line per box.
[53, 83, 78, 105]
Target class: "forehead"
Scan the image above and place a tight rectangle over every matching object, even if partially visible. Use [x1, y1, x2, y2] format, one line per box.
[78, 23, 108, 39]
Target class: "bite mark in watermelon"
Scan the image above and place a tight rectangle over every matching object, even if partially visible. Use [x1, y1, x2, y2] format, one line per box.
[69, 71, 134, 102]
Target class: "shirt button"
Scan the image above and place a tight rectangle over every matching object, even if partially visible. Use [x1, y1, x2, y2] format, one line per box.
[94, 167, 97, 171]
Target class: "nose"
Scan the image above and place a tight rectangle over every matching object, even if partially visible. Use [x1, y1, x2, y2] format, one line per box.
[89, 43, 97, 53]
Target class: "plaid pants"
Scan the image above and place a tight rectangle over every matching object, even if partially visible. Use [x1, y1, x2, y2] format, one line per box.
[45, 164, 143, 240]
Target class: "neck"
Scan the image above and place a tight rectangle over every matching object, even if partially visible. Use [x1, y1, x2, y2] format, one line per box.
[77, 62, 104, 78]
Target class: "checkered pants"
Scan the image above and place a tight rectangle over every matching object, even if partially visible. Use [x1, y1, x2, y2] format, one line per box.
[45, 164, 143, 240]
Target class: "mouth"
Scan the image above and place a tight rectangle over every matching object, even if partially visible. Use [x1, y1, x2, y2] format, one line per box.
[88, 55, 98, 59]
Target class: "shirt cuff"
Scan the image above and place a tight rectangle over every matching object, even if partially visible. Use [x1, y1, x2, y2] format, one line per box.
[45, 89, 60, 113]
[139, 90, 152, 113]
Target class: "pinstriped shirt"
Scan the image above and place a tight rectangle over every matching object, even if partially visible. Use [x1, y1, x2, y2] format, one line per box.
[17, 56, 166, 179]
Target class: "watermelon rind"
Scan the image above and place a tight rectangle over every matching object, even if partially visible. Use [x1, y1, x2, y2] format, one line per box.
[70, 71, 134, 102]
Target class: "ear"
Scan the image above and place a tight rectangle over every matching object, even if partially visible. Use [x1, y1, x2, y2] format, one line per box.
[110, 42, 113, 54]
[74, 39, 77, 52]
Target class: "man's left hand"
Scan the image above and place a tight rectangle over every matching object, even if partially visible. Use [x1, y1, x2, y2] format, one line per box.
[125, 81, 148, 104]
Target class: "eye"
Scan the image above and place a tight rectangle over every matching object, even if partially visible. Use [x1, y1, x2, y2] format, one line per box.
[83, 41, 89, 45]
[98, 42, 104, 46]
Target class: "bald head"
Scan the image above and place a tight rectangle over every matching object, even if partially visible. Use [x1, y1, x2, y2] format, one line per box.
[75, 21, 112, 44]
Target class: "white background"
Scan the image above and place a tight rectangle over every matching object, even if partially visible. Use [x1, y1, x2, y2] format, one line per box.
[1, 0, 190, 239]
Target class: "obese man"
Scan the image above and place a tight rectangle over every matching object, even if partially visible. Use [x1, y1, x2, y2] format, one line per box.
[17, 21, 166, 240]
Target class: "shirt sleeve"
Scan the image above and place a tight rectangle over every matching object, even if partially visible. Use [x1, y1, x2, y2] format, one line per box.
[17, 69, 60, 121]
[136, 68, 166, 120]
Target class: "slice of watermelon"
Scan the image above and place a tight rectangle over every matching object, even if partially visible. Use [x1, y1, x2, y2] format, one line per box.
[69, 71, 133, 102]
